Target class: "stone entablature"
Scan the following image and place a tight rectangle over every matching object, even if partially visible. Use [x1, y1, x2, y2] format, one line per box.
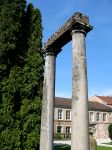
[43, 12, 93, 55]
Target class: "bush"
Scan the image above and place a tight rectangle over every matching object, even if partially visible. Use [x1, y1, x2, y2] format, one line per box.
[54, 133, 71, 140]
[54, 133, 62, 140]
[108, 124, 112, 140]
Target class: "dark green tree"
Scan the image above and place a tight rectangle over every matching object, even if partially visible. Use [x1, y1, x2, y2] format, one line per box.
[19, 4, 43, 149]
[0, 0, 26, 67]
[0, 1, 43, 150]
[0, 67, 23, 150]
[108, 124, 112, 141]
[0, 1, 26, 149]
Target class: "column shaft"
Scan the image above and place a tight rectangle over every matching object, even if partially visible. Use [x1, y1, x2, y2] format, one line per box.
[71, 30, 90, 150]
[40, 53, 55, 150]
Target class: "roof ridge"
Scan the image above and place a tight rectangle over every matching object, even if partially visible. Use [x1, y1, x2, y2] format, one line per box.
[55, 97, 112, 111]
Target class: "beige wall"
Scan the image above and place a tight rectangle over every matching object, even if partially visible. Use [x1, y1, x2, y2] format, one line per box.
[89, 111, 112, 138]
[54, 107, 112, 139]
[54, 107, 71, 120]
[94, 123, 109, 139]
[54, 108, 71, 134]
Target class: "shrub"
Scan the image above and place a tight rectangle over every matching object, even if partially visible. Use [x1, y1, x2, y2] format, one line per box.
[54, 133, 62, 140]
[108, 124, 112, 140]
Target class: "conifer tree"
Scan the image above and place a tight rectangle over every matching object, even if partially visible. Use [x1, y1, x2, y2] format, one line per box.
[0, 0, 26, 66]
[19, 4, 43, 149]
[0, 1, 43, 150]
[0, 1, 26, 149]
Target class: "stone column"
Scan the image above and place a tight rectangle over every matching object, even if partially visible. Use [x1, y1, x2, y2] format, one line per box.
[71, 29, 90, 150]
[40, 50, 56, 150]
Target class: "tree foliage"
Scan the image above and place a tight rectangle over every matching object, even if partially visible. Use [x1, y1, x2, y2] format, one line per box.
[108, 124, 112, 141]
[0, 1, 43, 150]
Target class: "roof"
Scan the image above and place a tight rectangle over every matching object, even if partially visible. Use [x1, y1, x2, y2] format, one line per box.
[55, 97, 112, 112]
[97, 96, 112, 105]
[89, 101, 112, 112]
[55, 97, 71, 108]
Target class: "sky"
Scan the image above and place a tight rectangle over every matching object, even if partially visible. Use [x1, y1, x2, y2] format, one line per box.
[27, 0, 112, 98]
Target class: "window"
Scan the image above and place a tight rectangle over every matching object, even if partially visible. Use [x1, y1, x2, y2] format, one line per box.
[57, 126, 62, 133]
[89, 112, 94, 122]
[58, 109, 63, 120]
[96, 112, 100, 121]
[66, 126, 71, 133]
[66, 110, 71, 120]
[103, 113, 107, 122]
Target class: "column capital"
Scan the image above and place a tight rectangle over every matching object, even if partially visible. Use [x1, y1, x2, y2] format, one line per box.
[71, 21, 93, 36]
[72, 29, 86, 36]
[43, 47, 62, 57]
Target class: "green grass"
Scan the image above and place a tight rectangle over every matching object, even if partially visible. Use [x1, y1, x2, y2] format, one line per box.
[54, 145, 112, 150]
[97, 146, 112, 150]
[102, 142, 112, 145]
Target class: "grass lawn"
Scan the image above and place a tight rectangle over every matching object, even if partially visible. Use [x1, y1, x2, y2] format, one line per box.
[97, 146, 112, 150]
[54, 145, 112, 150]
[102, 142, 112, 145]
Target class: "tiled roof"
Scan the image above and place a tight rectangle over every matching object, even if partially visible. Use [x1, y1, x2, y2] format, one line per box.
[55, 97, 112, 112]
[55, 97, 71, 108]
[97, 96, 112, 105]
[89, 101, 112, 112]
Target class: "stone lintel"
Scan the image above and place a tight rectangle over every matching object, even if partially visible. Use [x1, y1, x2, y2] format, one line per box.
[43, 12, 93, 55]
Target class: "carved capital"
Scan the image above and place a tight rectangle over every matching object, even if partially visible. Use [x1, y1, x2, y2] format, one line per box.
[72, 29, 86, 36]
[71, 21, 92, 36]
[43, 47, 62, 57]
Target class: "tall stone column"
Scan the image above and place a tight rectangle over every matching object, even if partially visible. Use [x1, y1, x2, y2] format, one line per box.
[71, 29, 90, 150]
[40, 50, 56, 150]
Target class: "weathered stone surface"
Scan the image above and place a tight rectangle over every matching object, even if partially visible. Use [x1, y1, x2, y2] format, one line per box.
[71, 30, 90, 150]
[90, 134, 97, 150]
[40, 52, 56, 150]
[43, 12, 92, 54]
[40, 12, 93, 150]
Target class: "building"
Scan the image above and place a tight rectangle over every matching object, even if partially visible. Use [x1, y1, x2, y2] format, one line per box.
[54, 97, 112, 139]
[89, 96, 112, 107]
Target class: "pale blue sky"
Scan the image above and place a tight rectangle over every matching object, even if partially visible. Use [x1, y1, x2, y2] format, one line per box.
[28, 0, 112, 98]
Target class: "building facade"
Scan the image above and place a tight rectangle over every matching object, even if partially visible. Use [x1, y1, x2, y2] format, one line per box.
[54, 97, 112, 139]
